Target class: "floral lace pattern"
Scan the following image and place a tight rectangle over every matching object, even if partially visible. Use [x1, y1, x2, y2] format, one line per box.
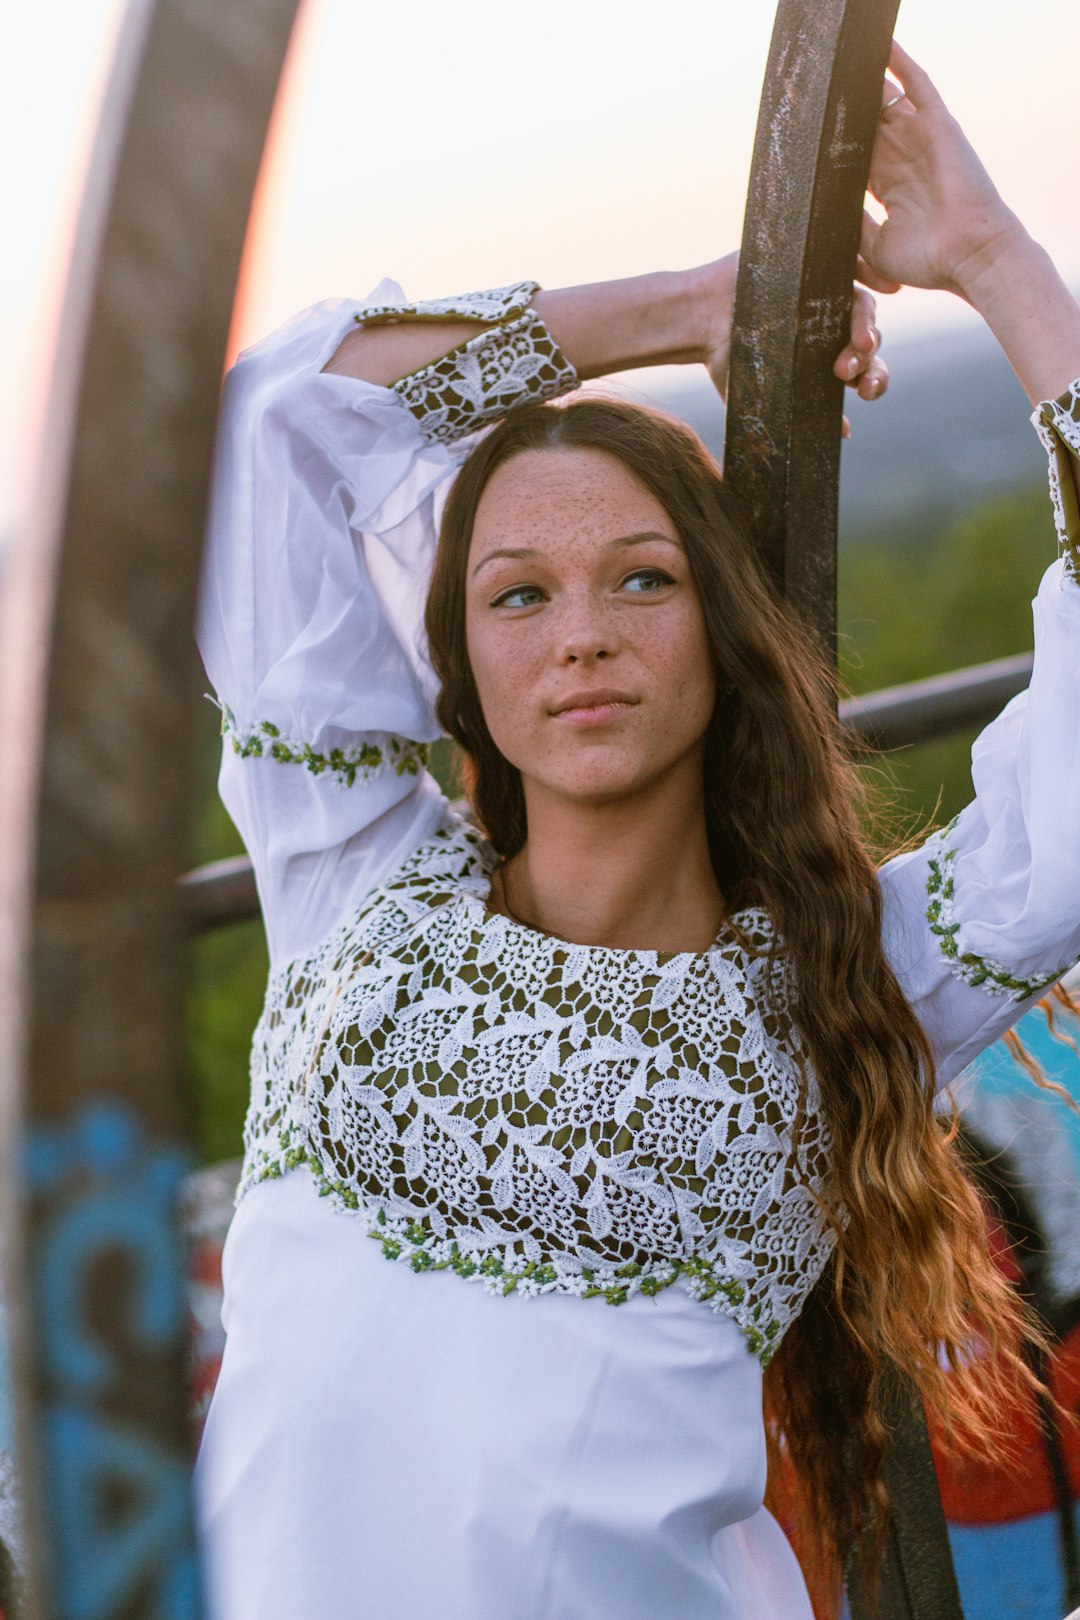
[239, 810, 836, 1365]
[926, 819, 1074, 1002]
[1032, 380, 1080, 583]
[353, 281, 579, 446]
[356, 280, 541, 329]
[209, 698, 429, 787]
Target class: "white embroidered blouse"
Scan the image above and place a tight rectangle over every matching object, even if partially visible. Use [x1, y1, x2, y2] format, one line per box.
[195, 278, 1080, 1369]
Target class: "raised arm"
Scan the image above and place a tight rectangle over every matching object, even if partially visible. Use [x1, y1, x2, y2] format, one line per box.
[862, 43, 1080, 1081]
[322, 258, 890, 427]
[862, 41, 1080, 531]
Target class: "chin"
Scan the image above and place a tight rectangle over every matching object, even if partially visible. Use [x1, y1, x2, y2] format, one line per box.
[534, 763, 665, 806]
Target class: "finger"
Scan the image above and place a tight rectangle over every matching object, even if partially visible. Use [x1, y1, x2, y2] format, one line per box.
[850, 285, 878, 351]
[879, 76, 911, 117]
[856, 253, 902, 296]
[857, 211, 904, 298]
[835, 341, 881, 382]
[841, 415, 852, 440]
[878, 73, 919, 140]
[852, 356, 889, 400]
[858, 207, 884, 269]
[888, 39, 943, 110]
[835, 340, 890, 391]
[834, 288, 880, 382]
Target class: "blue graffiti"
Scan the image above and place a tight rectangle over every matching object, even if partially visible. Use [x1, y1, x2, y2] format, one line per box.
[28, 1105, 190, 1396]
[970, 1007, 1080, 1159]
[46, 1405, 200, 1620]
[23, 1100, 201, 1620]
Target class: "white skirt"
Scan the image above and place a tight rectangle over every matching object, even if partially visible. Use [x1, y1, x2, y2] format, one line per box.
[193, 1170, 814, 1619]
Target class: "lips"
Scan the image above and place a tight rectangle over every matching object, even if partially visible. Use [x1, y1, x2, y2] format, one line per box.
[550, 689, 639, 718]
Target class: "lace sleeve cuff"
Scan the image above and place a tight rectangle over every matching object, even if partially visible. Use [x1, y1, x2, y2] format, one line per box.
[1031, 378, 1080, 582]
[353, 280, 579, 445]
[925, 818, 1074, 1003]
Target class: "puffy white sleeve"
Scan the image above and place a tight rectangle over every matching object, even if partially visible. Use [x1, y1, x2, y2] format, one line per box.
[195, 278, 578, 969]
[879, 377, 1080, 1088]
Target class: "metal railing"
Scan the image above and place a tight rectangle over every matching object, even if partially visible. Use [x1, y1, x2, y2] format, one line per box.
[840, 649, 1032, 750]
[179, 649, 1035, 933]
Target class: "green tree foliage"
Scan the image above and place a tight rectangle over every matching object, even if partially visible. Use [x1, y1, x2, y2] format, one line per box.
[186, 480, 1059, 1164]
[185, 777, 267, 1166]
[839, 479, 1055, 846]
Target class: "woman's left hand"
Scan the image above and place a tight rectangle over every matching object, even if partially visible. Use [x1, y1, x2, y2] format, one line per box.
[833, 280, 893, 438]
[703, 259, 893, 440]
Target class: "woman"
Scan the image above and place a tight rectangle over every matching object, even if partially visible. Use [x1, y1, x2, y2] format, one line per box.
[193, 42, 1080, 1620]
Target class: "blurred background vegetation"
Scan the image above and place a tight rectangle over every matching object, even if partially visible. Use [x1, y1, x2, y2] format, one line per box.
[839, 480, 1051, 848]
[185, 472, 1057, 1167]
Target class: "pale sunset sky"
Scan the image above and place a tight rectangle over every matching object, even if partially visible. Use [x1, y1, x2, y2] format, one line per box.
[2, 0, 1079, 544]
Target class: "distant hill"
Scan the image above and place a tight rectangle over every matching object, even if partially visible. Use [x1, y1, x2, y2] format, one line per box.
[608, 321, 1050, 548]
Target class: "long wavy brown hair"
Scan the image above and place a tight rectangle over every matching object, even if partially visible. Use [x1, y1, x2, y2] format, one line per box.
[423, 392, 1046, 1610]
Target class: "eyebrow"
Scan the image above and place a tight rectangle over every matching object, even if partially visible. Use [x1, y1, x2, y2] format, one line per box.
[469, 530, 682, 580]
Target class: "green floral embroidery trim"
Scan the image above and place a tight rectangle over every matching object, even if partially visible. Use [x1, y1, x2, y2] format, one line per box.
[926, 818, 1069, 1002]
[209, 698, 429, 787]
[1033, 384, 1080, 583]
[244, 1126, 782, 1366]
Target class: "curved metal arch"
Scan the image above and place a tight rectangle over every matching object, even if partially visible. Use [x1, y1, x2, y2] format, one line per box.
[726, 0, 900, 656]
[724, 5, 963, 1616]
[0, 0, 301, 1612]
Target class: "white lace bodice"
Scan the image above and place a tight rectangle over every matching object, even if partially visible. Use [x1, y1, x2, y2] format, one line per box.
[241, 810, 832, 1363]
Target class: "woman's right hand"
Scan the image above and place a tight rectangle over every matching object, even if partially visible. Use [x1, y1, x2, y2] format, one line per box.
[860, 40, 1022, 299]
[860, 38, 1080, 440]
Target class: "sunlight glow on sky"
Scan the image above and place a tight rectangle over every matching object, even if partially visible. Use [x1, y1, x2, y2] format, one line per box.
[3, 0, 1079, 540]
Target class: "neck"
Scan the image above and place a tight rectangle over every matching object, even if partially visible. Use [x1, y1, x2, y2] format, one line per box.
[493, 762, 725, 954]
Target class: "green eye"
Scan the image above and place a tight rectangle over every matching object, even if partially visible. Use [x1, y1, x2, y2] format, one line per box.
[622, 569, 674, 592]
[491, 584, 545, 609]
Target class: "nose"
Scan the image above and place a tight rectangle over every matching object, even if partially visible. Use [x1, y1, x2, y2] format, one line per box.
[556, 591, 618, 665]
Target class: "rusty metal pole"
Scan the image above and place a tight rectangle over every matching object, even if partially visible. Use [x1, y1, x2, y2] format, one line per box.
[0, 0, 301, 1613]
[727, 0, 897, 656]
[723, 2, 965, 1617]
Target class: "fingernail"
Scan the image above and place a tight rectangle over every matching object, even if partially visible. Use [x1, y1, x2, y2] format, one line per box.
[868, 377, 883, 397]
[844, 356, 860, 377]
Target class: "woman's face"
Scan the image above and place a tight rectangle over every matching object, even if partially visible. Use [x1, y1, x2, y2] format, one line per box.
[464, 446, 717, 809]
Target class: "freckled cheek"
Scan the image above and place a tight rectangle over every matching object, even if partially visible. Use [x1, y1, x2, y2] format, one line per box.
[465, 615, 546, 754]
[635, 612, 716, 736]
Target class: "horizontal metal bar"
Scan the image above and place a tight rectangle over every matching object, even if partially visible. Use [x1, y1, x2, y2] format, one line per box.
[177, 853, 260, 928]
[180, 652, 1034, 934]
[838, 650, 1032, 751]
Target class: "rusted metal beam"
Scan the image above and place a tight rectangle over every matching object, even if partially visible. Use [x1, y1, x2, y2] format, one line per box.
[846, 1372, 965, 1620]
[724, 3, 965, 1617]
[725, 0, 901, 658]
[0, 0, 301, 1613]
[178, 855, 262, 932]
[841, 650, 1032, 751]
